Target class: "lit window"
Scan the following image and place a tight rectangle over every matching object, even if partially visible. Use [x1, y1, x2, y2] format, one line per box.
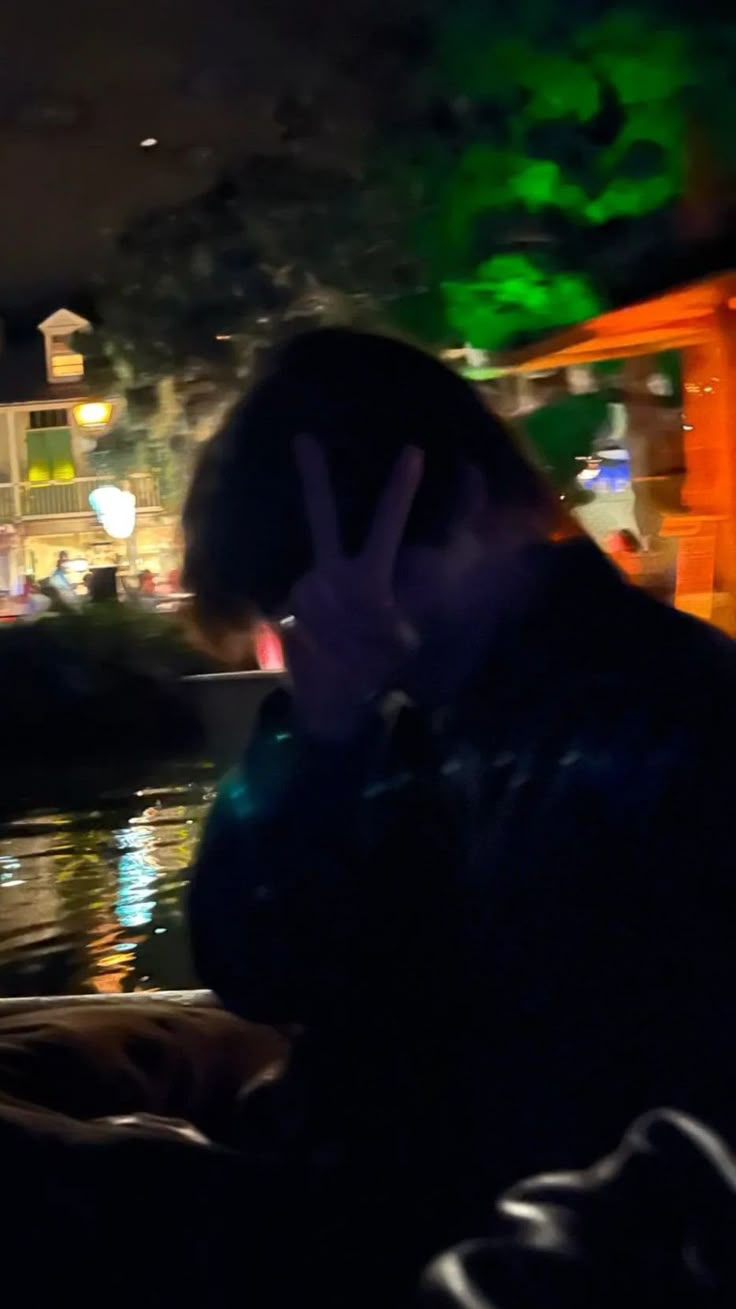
[51, 353, 84, 380]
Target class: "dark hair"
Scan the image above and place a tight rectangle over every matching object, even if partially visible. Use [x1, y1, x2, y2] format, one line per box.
[184, 328, 553, 629]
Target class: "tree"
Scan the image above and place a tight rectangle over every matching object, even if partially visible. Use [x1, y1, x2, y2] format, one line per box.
[395, 2, 736, 353]
[80, 146, 425, 499]
[83, 0, 736, 500]
[85, 154, 421, 392]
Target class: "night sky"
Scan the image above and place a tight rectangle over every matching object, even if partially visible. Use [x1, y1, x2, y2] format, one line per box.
[0, 0, 428, 315]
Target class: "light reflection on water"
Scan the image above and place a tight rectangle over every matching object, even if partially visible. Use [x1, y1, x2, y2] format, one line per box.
[0, 779, 215, 996]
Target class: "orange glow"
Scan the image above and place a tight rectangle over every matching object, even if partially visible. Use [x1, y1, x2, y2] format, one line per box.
[500, 272, 736, 635]
[503, 273, 736, 373]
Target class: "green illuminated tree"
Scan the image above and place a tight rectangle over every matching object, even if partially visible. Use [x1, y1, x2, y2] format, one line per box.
[443, 254, 602, 350]
[84, 0, 736, 389]
[401, 2, 736, 352]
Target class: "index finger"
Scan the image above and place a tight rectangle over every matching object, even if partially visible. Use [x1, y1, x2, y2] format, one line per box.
[295, 435, 342, 567]
[360, 446, 424, 592]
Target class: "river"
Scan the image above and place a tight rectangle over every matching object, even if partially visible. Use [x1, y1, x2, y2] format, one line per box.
[0, 768, 216, 996]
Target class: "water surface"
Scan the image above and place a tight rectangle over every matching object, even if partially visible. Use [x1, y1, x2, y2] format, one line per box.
[0, 772, 216, 996]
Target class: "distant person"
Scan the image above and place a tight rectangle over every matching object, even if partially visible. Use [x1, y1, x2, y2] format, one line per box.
[22, 574, 51, 617]
[604, 527, 643, 581]
[48, 551, 78, 606]
[605, 528, 676, 605]
[130, 569, 157, 612]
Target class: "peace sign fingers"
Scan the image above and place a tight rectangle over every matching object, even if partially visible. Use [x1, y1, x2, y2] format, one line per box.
[296, 436, 424, 596]
[359, 446, 424, 597]
[289, 439, 425, 739]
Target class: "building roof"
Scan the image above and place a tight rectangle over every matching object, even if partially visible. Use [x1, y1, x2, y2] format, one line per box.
[0, 340, 90, 406]
[36, 308, 91, 334]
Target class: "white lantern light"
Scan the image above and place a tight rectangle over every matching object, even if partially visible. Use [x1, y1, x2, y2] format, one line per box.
[89, 485, 136, 539]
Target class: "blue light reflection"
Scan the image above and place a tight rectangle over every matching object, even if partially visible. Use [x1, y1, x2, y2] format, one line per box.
[114, 824, 159, 929]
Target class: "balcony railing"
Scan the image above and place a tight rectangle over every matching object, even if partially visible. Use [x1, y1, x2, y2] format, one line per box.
[21, 473, 161, 519]
[0, 484, 14, 522]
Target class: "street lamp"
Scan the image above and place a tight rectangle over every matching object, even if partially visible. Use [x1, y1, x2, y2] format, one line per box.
[73, 401, 114, 432]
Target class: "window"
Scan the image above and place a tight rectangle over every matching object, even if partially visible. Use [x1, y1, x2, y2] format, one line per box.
[50, 352, 84, 380]
[46, 330, 85, 383]
[28, 409, 68, 430]
[26, 429, 75, 482]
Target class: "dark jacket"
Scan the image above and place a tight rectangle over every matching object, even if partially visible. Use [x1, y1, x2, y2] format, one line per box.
[420, 1109, 736, 1308]
[190, 539, 736, 1263]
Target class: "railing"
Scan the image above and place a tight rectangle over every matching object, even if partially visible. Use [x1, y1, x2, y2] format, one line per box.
[128, 472, 161, 510]
[0, 484, 15, 522]
[21, 473, 160, 518]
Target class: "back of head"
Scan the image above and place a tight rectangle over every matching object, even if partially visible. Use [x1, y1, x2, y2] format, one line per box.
[184, 328, 553, 633]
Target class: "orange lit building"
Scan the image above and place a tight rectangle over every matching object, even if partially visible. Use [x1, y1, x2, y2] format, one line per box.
[500, 272, 736, 636]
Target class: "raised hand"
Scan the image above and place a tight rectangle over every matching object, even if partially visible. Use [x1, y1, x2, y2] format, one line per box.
[281, 436, 424, 742]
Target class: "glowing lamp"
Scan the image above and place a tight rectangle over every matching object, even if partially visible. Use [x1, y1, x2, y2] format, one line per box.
[74, 401, 113, 431]
[89, 485, 136, 539]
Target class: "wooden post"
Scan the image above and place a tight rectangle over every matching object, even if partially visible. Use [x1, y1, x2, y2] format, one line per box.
[673, 308, 736, 631]
[6, 410, 21, 520]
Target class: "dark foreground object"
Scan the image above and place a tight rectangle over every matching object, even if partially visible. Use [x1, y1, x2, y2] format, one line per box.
[0, 1004, 733, 1308]
[421, 1109, 736, 1308]
[0, 999, 287, 1308]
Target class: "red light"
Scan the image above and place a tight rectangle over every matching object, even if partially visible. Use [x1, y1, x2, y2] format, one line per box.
[254, 623, 285, 673]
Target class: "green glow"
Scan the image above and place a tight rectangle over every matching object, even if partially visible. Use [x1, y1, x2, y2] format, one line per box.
[460, 366, 505, 381]
[443, 254, 602, 351]
[418, 4, 698, 351]
[578, 13, 691, 106]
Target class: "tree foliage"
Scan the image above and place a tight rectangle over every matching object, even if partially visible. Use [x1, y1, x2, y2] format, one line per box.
[85, 0, 736, 408]
[85, 153, 422, 392]
[443, 254, 602, 350]
[80, 145, 426, 481]
[399, 2, 736, 351]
